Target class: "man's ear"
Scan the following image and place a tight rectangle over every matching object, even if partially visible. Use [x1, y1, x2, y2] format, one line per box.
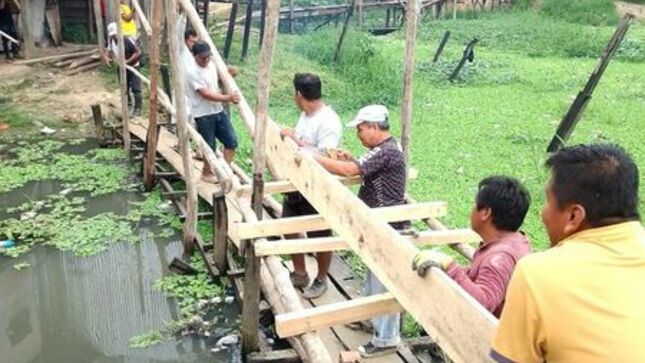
[564, 204, 586, 236]
[480, 207, 493, 223]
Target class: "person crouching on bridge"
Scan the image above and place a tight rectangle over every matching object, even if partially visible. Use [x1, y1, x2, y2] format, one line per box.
[411, 176, 532, 317]
[490, 144, 645, 363]
[314, 104, 408, 358]
[185, 41, 240, 183]
[280, 73, 342, 299]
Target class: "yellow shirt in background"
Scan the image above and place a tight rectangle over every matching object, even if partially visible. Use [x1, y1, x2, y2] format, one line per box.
[491, 221, 645, 363]
[120, 4, 137, 37]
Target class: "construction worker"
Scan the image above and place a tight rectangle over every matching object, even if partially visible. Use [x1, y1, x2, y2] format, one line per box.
[490, 144, 645, 363]
[412, 176, 532, 317]
[280, 73, 342, 299]
[0, 0, 18, 61]
[314, 104, 408, 358]
[105, 22, 143, 117]
[119, 0, 137, 38]
[185, 40, 239, 182]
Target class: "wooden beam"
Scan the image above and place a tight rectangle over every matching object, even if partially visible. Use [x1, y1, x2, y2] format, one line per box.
[143, 0, 162, 191]
[92, 0, 106, 61]
[131, 0, 152, 35]
[262, 120, 497, 362]
[19, 0, 35, 58]
[113, 0, 131, 154]
[275, 293, 402, 338]
[166, 0, 197, 255]
[400, 0, 419, 169]
[236, 175, 360, 197]
[233, 202, 447, 240]
[254, 228, 480, 256]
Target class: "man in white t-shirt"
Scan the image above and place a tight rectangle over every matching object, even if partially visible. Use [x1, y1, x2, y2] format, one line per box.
[280, 73, 342, 299]
[185, 41, 239, 182]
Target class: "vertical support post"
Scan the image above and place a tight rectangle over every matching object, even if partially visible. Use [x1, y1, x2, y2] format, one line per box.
[258, 0, 265, 47]
[213, 192, 228, 273]
[19, 0, 35, 58]
[144, 0, 163, 191]
[289, 0, 294, 33]
[357, 0, 363, 26]
[160, 64, 172, 125]
[453, 0, 457, 20]
[91, 104, 105, 146]
[113, 0, 131, 154]
[333, 0, 355, 64]
[166, 0, 198, 256]
[241, 0, 254, 59]
[241, 0, 280, 356]
[202, 0, 209, 25]
[385, 8, 390, 27]
[400, 0, 418, 176]
[223, 2, 238, 60]
[93, 0, 106, 60]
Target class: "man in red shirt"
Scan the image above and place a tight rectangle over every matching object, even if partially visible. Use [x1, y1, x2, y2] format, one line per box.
[412, 176, 531, 317]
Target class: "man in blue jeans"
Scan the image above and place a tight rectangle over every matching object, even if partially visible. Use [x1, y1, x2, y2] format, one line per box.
[186, 41, 239, 182]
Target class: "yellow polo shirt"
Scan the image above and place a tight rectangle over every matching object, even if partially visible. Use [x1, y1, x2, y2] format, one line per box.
[491, 221, 645, 363]
[120, 4, 137, 37]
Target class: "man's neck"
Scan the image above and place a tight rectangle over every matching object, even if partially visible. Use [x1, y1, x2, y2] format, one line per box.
[478, 227, 518, 245]
[302, 100, 324, 116]
[370, 132, 391, 148]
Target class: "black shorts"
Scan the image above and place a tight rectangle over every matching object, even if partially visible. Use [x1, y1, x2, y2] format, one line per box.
[281, 192, 332, 238]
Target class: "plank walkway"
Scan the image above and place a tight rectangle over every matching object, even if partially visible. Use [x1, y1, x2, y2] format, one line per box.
[129, 118, 426, 362]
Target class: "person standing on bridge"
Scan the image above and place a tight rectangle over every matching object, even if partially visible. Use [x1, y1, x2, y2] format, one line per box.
[105, 22, 143, 117]
[280, 73, 342, 299]
[185, 40, 239, 182]
[314, 104, 408, 358]
[412, 176, 532, 317]
[490, 144, 645, 363]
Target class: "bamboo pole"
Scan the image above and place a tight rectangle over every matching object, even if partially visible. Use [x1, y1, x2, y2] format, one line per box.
[166, 0, 197, 255]
[289, 0, 294, 33]
[242, 0, 280, 355]
[19, 0, 35, 58]
[143, 0, 162, 191]
[131, 0, 152, 35]
[113, 0, 131, 154]
[333, 0, 355, 64]
[400, 0, 419, 172]
[0, 30, 19, 44]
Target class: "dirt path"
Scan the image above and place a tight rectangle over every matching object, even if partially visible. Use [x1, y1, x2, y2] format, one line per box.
[615, 1, 645, 21]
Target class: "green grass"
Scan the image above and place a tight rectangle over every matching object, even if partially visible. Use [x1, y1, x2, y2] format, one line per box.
[222, 8, 645, 254]
[540, 0, 619, 26]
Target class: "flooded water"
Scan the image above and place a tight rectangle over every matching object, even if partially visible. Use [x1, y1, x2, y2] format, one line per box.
[0, 140, 240, 363]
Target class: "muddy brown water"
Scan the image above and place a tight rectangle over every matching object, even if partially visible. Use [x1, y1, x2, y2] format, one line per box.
[0, 141, 240, 363]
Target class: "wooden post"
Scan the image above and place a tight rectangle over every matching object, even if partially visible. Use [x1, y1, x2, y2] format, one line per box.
[258, 0, 265, 47]
[433, 30, 451, 62]
[453, 0, 457, 20]
[223, 2, 237, 60]
[19, 0, 35, 58]
[241, 0, 254, 59]
[400, 0, 419, 171]
[160, 64, 172, 125]
[242, 0, 280, 356]
[333, 0, 355, 64]
[143, 0, 162, 191]
[289, 0, 294, 33]
[213, 192, 228, 273]
[92, 0, 106, 61]
[91, 104, 106, 146]
[113, 0, 131, 154]
[357, 0, 363, 26]
[166, 0, 197, 256]
[202, 0, 209, 25]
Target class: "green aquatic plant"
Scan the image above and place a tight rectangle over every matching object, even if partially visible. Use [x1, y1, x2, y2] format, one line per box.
[129, 330, 163, 348]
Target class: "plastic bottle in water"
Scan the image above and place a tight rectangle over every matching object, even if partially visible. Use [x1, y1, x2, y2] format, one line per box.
[0, 240, 15, 248]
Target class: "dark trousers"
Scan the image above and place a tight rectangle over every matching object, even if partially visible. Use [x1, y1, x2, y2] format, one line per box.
[0, 23, 18, 58]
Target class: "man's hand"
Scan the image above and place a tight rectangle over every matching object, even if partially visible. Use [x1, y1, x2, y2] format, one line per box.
[227, 65, 239, 77]
[411, 249, 454, 277]
[280, 127, 295, 139]
[228, 91, 240, 104]
[336, 149, 353, 161]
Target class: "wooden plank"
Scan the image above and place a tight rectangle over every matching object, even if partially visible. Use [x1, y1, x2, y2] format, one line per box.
[234, 202, 447, 240]
[236, 175, 361, 197]
[261, 120, 497, 362]
[276, 293, 402, 338]
[400, 0, 419, 168]
[12, 49, 97, 65]
[254, 228, 480, 256]
[45, 4, 62, 45]
[247, 349, 300, 363]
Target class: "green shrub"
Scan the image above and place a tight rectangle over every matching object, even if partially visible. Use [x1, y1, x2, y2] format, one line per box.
[540, 0, 619, 26]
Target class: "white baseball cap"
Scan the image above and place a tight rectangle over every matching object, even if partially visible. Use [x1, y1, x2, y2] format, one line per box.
[107, 22, 118, 37]
[346, 104, 389, 128]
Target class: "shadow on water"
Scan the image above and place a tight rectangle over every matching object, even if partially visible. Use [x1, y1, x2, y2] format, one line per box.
[0, 139, 240, 363]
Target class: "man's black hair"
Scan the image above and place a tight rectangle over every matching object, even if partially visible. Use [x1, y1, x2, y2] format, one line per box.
[546, 143, 640, 226]
[476, 176, 531, 232]
[184, 28, 197, 41]
[293, 73, 321, 101]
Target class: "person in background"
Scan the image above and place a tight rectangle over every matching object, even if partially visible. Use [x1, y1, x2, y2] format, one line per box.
[106, 22, 142, 116]
[280, 73, 342, 299]
[490, 143, 645, 363]
[119, 0, 137, 39]
[0, 0, 18, 61]
[412, 176, 531, 317]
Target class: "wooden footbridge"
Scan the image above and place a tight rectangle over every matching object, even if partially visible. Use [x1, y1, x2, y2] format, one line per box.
[97, 0, 498, 361]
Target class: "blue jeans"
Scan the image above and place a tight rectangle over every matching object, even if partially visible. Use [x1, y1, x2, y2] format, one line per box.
[195, 111, 238, 150]
[365, 271, 401, 347]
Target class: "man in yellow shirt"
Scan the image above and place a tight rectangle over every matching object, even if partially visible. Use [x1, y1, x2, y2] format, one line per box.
[491, 143, 645, 363]
[119, 0, 137, 38]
